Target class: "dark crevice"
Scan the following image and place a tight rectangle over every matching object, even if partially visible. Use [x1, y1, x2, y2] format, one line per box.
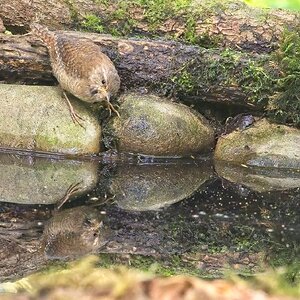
[4, 25, 29, 35]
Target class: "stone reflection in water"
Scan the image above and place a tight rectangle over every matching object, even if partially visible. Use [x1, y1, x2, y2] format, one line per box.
[43, 206, 112, 259]
[107, 161, 213, 211]
[0, 153, 98, 205]
[215, 161, 300, 192]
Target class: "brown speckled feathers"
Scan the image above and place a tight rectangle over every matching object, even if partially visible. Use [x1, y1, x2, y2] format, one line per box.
[31, 24, 114, 80]
[30, 23, 120, 117]
[54, 37, 106, 78]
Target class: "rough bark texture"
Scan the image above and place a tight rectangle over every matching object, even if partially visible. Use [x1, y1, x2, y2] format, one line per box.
[0, 0, 299, 52]
[0, 31, 269, 108]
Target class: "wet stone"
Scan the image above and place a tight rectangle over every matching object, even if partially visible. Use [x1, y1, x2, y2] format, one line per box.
[103, 94, 215, 157]
[0, 84, 101, 155]
[215, 118, 300, 169]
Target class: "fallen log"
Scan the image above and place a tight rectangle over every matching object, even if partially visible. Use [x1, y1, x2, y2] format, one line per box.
[1, 0, 300, 53]
[0, 31, 277, 109]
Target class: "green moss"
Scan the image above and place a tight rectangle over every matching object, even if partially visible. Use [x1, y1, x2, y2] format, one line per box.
[267, 30, 300, 126]
[179, 13, 220, 48]
[97, 253, 204, 277]
[172, 69, 196, 92]
[81, 14, 105, 33]
[250, 264, 300, 298]
[35, 134, 60, 148]
[237, 59, 274, 106]
[172, 47, 278, 107]
[138, 0, 191, 32]
[3, 256, 298, 298]
[171, 49, 240, 96]
[79, 0, 229, 47]
[239, 30, 300, 126]
[80, 2, 300, 127]
[171, 38, 300, 128]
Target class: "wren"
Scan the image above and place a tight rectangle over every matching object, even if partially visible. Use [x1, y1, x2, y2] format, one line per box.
[30, 23, 121, 125]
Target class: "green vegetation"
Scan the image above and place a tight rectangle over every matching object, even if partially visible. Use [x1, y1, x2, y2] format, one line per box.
[250, 265, 300, 297]
[2, 255, 298, 298]
[267, 31, 300, 125]
[172, 30, 300, 127]
[79, 0, 300, 126]
[81, 14, 105, 33]
[64, 0, 79, 23]
[244, 0, 300, 10]
[97, 253, 202, 277]
[171, 48, 275, 108]
[79, 0, 228, 46]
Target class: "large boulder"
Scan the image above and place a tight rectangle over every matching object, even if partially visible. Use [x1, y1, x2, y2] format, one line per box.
[0, 84, 101, 155]
[214, 118, 300, 169]
[103, 94, 215, 157]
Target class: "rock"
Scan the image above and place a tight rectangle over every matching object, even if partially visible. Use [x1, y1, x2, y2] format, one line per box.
[0, 153, 98, 205]
[103, 94, 215, 157]
[223, 114, 255, 135]
[214, 118, 300, 169]
[0, 84, 101, 155]
[108, 161, 213, 211]
[215, 161, 300, 192]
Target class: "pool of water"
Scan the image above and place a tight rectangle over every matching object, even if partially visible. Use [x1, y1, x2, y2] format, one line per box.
[0, 152, 299, 282]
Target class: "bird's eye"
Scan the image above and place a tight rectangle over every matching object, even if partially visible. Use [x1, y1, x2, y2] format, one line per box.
[90, 87, 98, 96]
[101, 79, 106, 85]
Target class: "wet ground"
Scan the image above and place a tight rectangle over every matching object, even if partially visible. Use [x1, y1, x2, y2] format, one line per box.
[0, 152, 299, 284]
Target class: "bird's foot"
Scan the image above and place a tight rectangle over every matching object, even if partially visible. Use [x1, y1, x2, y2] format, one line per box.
[56, 181, 83, 210]
[106, 101, 120, 118]
[63, 91, 85, 128]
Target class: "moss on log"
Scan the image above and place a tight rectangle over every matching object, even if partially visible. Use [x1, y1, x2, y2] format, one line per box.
[1, 0, 300, 52]
[0, 31, 275, 109]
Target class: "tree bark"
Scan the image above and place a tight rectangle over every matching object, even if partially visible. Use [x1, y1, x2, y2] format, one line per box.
[0, 31, 274, 109]
[0, 0, 299, 53]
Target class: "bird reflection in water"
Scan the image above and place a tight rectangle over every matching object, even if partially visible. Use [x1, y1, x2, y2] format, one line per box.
[42, 206, 111, 260]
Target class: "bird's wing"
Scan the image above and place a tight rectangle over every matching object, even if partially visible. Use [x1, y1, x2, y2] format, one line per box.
[53, 35, 107, 78]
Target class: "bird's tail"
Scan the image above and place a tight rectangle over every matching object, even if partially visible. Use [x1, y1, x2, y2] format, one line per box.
[30, 23, 55, 48]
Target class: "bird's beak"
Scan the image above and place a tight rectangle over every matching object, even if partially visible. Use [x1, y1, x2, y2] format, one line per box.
[99, 87, 110, 102]
[106, 92, 111, 103]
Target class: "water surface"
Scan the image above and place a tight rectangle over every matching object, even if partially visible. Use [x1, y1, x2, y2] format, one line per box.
[0, 152, 299, 282]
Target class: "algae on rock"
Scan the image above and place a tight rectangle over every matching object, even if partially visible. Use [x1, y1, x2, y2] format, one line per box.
[214, 118, 300, 169]
[103, 94, 215, 157]
[0, 84, 101, 155]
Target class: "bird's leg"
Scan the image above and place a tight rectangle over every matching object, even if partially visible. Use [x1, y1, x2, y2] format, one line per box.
[104, 100, 120, 118]
[62, 91, 85, 128]
[56, 181, 83, 210]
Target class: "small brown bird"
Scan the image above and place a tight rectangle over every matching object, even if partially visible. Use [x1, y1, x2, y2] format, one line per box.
[43, 206, 111, 259]
[30, 23, 120, 125]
